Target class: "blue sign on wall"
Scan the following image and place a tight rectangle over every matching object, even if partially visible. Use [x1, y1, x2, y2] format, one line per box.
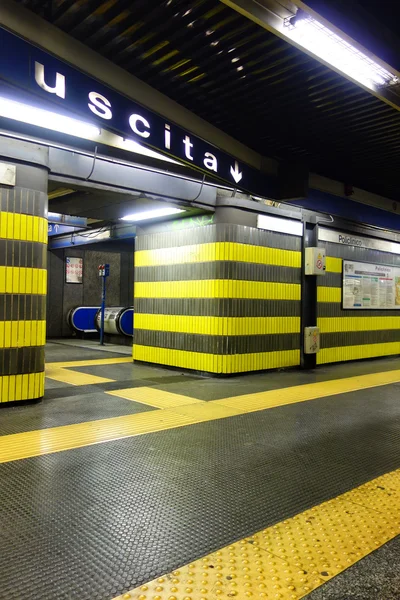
[48, 223, 80, 236]
[0, 27, 276, 198]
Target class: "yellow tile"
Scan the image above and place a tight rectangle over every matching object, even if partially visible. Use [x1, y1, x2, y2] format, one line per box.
[135, 242, 301, 268]
[0, 410, 197, 463]
[45, 366, 114, 386]
[215, 369, 400, 414]
[46, 357, 131, 369]
[167, 401, 245, 421]
[107, 387, 203, 409]
[135, 280, 301, 300]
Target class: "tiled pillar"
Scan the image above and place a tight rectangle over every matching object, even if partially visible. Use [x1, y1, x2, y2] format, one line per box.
[0, 162, 48, 403]
[133, 220, 301, 374]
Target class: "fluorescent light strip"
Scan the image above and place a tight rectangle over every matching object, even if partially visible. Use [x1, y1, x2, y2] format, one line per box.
[0, 97, 100, 138]
[285, 16, 397, 90]
[0, 96, 184, 167]
[121, 207, 185, 222]
[123, 138, 180, 164]
[258, 214, 303, 236]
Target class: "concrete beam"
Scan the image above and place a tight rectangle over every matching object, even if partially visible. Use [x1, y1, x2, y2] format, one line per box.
[48, 147, 217, 210]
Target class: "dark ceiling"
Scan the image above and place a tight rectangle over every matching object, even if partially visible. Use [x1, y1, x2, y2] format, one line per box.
[15, 0, 400, 201]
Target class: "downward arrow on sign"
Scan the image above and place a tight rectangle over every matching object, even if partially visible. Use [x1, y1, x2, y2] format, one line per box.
[230, 161, 243, 184]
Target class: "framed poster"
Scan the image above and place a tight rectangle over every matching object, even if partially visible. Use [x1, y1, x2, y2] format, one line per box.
[65, 257, 83, 284]
[343, 260, 400, 310]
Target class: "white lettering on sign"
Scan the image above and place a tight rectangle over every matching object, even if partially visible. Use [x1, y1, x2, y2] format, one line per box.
[129, 114, 151, 138]
[88, 92, 112, 120]
[203, 152, 217, 172]
[183, 135, 194, 161]
[34, 62, 65, 99]
[164, 124, 171, 150]
[33, 62, 248, 186]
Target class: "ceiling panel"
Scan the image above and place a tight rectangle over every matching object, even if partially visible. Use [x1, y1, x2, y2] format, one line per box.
[14, 0, 400, 200]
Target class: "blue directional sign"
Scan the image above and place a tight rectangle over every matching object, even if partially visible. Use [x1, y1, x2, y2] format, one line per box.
[0, 26, 276, 198]
[48, 223, 81, 236]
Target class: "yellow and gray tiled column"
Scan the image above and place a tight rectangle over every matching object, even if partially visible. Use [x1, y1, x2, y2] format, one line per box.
[133, 222, 301, 374]
[317, 239, 400, 364]
[0, 163, 48, 403]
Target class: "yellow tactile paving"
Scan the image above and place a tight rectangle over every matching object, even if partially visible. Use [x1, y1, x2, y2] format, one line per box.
[45, 366, 115, 386]
[107, 387, 204, 408]
[46, 357, 132, 369]
[113, 469, 400, 600]
[45, 357, 132, 386]
[0, 410, 196, 463]
[18, 367, 398, 464]
[0, 361, 392, 463]
[340, 470, 400, 516]
[168, 401, 245, 421]
[215, 369, 400, 413]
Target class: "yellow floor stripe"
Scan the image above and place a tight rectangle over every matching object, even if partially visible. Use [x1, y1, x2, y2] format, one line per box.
[0, 410, 197, 463]
[214, 369, 400, 413]
[107, 387, 204, 409]
[46, 358, 132, 368]
[168, 402, 244, 421]
[114, 468, 400, 600]
[45, 366, 115, 386]
[2, 367, 399, 464]
[45, 358, 132, 386]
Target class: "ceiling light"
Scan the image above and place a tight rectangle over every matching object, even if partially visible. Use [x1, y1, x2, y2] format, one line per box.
[237, 66, 244, 71]
[284, 14, 397, 89]
[206, 30, 214, 36]
[258, 214, 303, 236]
[0, 97, 100, 138]
[211, 40, 219, 47]
[123, 138, 180, 164]
[121, 207, 185, 222]
[231, 57, 240, 63]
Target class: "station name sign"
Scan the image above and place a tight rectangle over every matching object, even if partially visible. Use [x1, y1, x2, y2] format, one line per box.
[0, 27, 275, 197]
[319, 227, 400, 256]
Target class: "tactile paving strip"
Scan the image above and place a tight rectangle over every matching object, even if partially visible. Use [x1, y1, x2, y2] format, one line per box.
[115, 470, 400, 600]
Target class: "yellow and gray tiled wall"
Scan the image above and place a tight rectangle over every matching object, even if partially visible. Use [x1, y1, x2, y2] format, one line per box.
[133, 223, 301, 374]
[0, 170, 48, 402]
[317, 240, 400, 364]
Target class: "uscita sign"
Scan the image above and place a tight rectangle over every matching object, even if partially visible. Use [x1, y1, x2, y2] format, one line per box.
[0, 27, 275, 196]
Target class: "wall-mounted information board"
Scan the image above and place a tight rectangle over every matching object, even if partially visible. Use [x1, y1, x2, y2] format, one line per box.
[343, 260, 400, 309]
[65, 257, 83, 284]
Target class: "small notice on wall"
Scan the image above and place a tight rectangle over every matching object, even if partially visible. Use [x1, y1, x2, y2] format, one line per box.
[65, 257, 83, 284]
[343, 260, 400, 309]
